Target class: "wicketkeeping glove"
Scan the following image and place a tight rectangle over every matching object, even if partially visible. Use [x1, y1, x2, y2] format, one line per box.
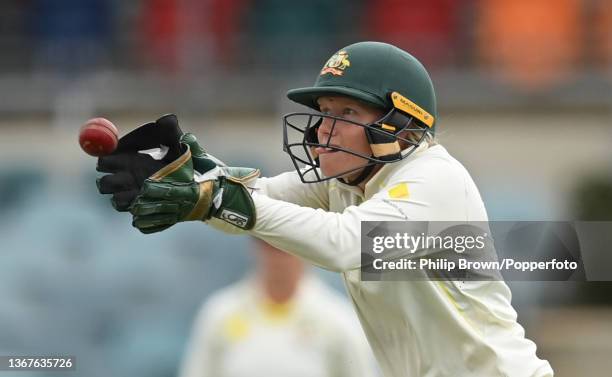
[96, 114, 227, 211]
[129, 144, 259, 234]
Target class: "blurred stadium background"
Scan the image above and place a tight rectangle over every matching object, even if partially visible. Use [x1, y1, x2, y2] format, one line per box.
[0, 1, 610, 376]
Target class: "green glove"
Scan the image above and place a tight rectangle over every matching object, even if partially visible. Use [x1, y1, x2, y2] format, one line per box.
[180, 132, 227, 174]
[96, 113, 227, 213]
[130, 143, 259, 234]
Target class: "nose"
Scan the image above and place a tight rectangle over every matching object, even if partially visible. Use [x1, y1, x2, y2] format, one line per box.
[317, 116, 335, 142]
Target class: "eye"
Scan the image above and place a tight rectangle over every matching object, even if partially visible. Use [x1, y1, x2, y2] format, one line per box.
[342, 107, 357, 116]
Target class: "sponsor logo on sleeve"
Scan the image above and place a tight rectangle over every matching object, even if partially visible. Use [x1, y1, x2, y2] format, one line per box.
[220, 209, 249, 228]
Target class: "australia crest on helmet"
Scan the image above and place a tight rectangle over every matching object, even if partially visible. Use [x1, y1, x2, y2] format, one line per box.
[320, 50, 350, 76]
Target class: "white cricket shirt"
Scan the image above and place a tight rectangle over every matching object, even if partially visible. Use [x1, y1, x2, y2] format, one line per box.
[178, 275, 375, 377]
[208, 143, 554, 377]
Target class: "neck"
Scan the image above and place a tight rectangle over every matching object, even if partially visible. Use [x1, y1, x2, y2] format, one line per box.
[262, 274, 301, 303]
[354, 140, 432, 191]
[357, 164, 383, 191]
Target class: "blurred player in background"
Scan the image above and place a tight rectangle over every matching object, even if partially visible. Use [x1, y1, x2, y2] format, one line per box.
[97, 41, 553, 376]
[178, 238, 375, 377]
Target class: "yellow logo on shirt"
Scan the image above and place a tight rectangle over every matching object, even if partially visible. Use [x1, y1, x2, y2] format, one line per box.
[224, 314, 250, 342]
[388, 183, 410, 199]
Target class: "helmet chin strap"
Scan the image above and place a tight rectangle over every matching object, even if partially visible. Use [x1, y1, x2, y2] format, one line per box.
[338, 162, 378, 186]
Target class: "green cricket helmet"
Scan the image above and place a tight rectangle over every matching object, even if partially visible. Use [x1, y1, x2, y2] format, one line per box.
[283, 41, 437, 185]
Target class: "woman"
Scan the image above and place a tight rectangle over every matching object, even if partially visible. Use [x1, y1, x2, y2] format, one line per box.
[100, 42, 554, 377]
[179, 239, 374, 377]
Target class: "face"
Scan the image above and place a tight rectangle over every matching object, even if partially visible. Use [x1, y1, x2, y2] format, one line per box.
[316, 96, 385, 181]
[256, 240, 303, 284]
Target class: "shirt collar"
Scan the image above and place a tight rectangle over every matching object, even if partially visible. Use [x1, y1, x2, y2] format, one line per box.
[363, 142, 433, 198]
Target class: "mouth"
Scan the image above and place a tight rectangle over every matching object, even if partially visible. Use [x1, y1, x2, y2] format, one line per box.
[314, 145, 342, 155]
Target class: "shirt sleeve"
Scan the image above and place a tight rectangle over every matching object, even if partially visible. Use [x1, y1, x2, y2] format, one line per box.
[205, 170, 330, 235]
[255, 170, 329, 209]
[248, 159, 471, 272]
[248, 192, 413, 272]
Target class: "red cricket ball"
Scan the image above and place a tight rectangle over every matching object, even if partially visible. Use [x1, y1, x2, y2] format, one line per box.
[79, 117, 119, 157]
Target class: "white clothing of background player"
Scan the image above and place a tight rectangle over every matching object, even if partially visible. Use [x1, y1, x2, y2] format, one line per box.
[179, 239, 375, 377]
[99, 41, 554, 377]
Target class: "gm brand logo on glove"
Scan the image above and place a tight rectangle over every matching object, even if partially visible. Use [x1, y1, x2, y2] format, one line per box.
[220, 209, 249, 228]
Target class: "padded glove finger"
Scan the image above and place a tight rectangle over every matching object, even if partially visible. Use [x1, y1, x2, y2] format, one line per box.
[97, 153, 150, 173]
[97, 152, 166, 180]
[138, 226, 173, 234]
[138, 179, 200, 201]
[114, 114, 182, 156]
[130, 201, 183, 216]
[136, 223, 174, 234]
[133, 213, 179, 229]
[97, 172, 137, 194]
[111, 189, 140, 211]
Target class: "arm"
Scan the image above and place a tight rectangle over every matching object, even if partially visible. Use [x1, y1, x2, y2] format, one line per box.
[247, 189, 414, 272]
[129, 148, 467, 265]
[204, 170, 330, 235]
[248, 158, 473, 272]
[255, 170, 329, 209]
[130, 157, 451, 266]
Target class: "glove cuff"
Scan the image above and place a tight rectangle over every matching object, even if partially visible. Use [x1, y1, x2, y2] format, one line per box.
[212, 177, 257, 230]
[185, 180, 214, 221]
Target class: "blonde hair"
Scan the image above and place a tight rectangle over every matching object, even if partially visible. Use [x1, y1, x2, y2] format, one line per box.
[399, 130, 437, 151]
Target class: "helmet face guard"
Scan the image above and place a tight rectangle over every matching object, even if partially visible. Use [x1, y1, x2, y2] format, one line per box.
[282, 104, 430, 184]
[284, 42, 437, 184]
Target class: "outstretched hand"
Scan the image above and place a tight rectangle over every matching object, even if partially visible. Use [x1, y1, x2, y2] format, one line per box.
[95, 114, 227, 211]
[129, 150, 260, 234]
[96, 114, 185, 211]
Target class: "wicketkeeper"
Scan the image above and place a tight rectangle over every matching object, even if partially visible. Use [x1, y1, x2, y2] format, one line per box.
[97, 42, 554, 377]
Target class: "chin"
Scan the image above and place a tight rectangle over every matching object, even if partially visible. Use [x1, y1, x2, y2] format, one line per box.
[319, 161, 347, 178]
[320, 166, 337, 178]
[322, 167, 354, 181]
[320, 155, 362, 179]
